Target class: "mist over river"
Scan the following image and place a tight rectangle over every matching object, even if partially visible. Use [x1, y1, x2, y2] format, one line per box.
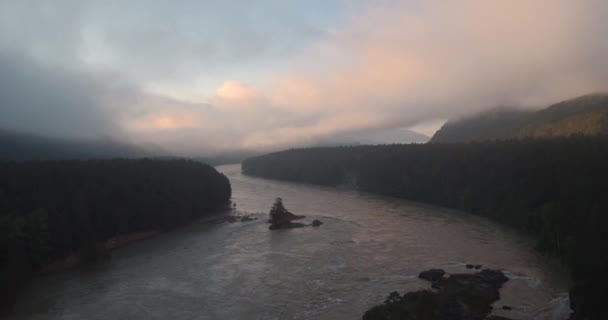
[8, 164, 571, 320]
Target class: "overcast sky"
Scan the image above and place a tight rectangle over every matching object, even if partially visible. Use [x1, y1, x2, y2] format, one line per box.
[1, 0, 607, 154]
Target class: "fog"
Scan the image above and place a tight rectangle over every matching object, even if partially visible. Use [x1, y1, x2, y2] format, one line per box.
[1, 0, 607, 155]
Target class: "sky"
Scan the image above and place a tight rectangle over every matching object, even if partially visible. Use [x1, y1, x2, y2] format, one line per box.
[1, 0, 607, 155]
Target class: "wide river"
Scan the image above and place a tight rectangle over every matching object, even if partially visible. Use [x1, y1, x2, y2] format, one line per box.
[9, 164, 571, 320]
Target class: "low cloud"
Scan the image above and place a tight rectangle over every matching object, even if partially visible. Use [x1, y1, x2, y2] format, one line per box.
[0, 50, 119, 139]
[0, 1, 607, 154]
[216, 0, 608, 148]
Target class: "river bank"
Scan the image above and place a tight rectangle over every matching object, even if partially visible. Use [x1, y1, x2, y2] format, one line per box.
[241, 141, 608, 318]
[36, 230, 161, 276]
[34, 210, 241, 278]
[5, 165, 571, 319]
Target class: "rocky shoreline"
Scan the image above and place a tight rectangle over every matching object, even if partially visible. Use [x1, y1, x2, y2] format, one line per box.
[363, 267, 516, 320]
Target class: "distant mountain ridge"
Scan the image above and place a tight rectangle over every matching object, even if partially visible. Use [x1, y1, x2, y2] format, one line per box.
[316, 128, 429, 147]
[323, 128, 429, 146]
[430, 94, 608, 143]
[0, 129, 157, 160]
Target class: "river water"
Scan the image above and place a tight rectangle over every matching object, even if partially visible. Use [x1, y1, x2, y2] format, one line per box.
[8, 164, 571, 320]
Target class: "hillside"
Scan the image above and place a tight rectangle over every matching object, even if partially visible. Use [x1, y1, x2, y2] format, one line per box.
[430, 94, 608, 143]
[0, 129, 159, 160]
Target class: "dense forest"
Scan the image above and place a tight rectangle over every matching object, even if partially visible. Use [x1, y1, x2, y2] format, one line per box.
[0, 159, 231, 311]
[431, 94, 608, 143]
[243, 136, 608, 319]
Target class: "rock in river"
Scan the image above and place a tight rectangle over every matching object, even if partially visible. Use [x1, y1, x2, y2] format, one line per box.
[418, 269, 445, 282]
[363, 268, 512, 320]
[268, 198, 306, 230]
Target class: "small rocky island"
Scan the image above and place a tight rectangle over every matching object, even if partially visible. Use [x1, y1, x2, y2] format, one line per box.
[363, 267, 514, 320]
[267, 198, 322, 230]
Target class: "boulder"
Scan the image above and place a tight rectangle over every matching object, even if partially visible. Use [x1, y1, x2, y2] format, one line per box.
[311, 219, 323, 227]
[365, 268, 510, 320]
[418, 269, 445, 282]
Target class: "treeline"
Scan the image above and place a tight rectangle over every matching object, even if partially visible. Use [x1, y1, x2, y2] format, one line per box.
[243, 136, 608, 319]
[0, 159, 231, 310]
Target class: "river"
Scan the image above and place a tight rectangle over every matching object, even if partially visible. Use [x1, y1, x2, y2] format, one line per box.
[8, 164, 571, 320]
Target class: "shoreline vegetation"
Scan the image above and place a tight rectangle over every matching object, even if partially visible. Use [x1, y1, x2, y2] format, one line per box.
[242, 136, 608, 319]
[0, 159, 232, 314]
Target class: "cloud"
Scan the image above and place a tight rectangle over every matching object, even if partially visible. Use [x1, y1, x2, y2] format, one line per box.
[243, 111, 392, 149]
[236, 0, 608, 147]
[0, 50, 120, 139]
[292, 0, 608, 109]
[0, 0, 338, 85]
[212, 81, 267, 110]
[0, 0, 607, 154]
[269, 76, 324, 112]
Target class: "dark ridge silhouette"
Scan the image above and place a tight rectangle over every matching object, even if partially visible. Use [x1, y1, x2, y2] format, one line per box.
[318, 128, 430, 146]
[0, 128, 160, 161]
[431, 94, 608, 143]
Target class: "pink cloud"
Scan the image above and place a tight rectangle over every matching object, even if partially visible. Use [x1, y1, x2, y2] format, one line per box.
[117, 0, 608, 152]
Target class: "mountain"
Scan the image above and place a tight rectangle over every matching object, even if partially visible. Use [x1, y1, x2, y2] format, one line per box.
[430, 94, 608, 143]
[0, 129, 158, 160]
[318, 128, 429, 146]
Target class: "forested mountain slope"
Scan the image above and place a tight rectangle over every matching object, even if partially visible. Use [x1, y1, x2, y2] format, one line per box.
[431, 94, 608, 143]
